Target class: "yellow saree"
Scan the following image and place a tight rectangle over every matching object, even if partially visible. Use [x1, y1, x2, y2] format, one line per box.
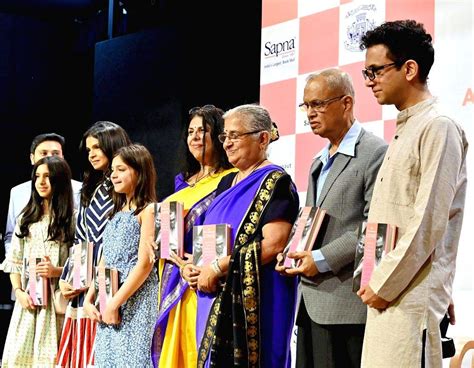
[153, 168, 236, 368]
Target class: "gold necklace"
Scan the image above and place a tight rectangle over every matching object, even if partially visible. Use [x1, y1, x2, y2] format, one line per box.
[188, 169, 213, 187]
[233, 159, 267, 186]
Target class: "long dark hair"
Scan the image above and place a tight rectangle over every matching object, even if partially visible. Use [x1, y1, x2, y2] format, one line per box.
[109, 144, 157, 218]
[18, 156, 75, 243]
[184, 105, 232, 180]
[79, 121, 132, 207]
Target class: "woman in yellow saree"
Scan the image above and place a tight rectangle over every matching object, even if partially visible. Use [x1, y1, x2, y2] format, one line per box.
[152, 104, 236, 367]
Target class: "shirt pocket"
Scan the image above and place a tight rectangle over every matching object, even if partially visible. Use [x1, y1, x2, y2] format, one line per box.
[382, 154, 420, 206]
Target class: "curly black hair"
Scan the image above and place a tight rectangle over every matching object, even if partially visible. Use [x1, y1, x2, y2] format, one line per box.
[360, 19, 434, 83]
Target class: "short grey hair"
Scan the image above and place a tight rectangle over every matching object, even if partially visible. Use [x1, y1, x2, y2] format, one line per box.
[306, 68, 355, 98]
[223, 104, 272, 133]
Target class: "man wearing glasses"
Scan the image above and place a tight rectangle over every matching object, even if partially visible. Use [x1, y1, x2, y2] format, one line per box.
[358, 20, 468, 368]
[276, 68, 387, 368]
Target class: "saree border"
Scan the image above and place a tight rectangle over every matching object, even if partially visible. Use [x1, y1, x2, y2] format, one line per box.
[197, 170, 285, 368]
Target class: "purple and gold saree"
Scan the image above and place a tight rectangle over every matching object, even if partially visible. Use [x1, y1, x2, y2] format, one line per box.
[197, 164, 299, 368]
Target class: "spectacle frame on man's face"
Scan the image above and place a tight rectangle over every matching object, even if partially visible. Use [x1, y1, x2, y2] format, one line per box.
[298, 95, 346, 113]
[361, 62, 398, 81]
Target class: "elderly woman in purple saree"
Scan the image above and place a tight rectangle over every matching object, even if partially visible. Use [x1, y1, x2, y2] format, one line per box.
[194, 104, 299, 368]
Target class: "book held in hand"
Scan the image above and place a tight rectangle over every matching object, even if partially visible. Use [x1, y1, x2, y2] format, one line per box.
[281, 206, 327, 268]
[154, 201, 185, 259]
[352, 221, 398, 292]
[71, 240, 93, 290]
[22, 257, 49, 307]
[192, 224, 231, 267]
[95, 265, 119, 315]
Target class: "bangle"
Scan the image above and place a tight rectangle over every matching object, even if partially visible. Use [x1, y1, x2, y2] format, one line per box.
[14, 287, 23, 294]
[211, 259, 224, 278]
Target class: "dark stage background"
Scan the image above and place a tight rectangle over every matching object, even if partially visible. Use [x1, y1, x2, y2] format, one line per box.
[0, 0, 261, 354]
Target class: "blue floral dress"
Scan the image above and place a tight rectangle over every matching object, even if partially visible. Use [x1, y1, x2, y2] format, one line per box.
[95, 210, 158, 368]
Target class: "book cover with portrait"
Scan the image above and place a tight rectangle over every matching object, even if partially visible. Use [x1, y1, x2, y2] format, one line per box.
[155, 201, 185, 259]
[282, 206, 326, 268]
[94, 265, 119, 315]
[192, 224, 231, 267]
[69, 240, 93, 290]
[352, 221, 398, 292]
[22, 257, 49, 307]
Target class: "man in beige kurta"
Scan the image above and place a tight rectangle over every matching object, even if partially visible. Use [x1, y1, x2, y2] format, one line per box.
[358, 20, 468, 367]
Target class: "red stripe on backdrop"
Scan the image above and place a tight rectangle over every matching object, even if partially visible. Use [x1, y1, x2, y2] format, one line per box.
[298, 7, 339, 75]
[295, 132, 327, 192]
[262, 0, 298, 28]
[260, 78, 297, 136]
[383, 119, 397, 143]
[386, 0, 435, 41]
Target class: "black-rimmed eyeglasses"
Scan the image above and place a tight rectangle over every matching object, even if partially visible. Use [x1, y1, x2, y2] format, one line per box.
[217, 130, 262, 143]
[188, 104, 217, 115]
[362, 62, 397, 81]
[298, 95, 345, 112]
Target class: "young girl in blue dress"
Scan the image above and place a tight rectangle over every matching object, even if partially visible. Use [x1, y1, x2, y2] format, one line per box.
[83, 144, 158, 367]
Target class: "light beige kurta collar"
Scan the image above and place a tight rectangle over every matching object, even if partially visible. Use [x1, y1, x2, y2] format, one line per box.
[396, 97, 437, 125]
